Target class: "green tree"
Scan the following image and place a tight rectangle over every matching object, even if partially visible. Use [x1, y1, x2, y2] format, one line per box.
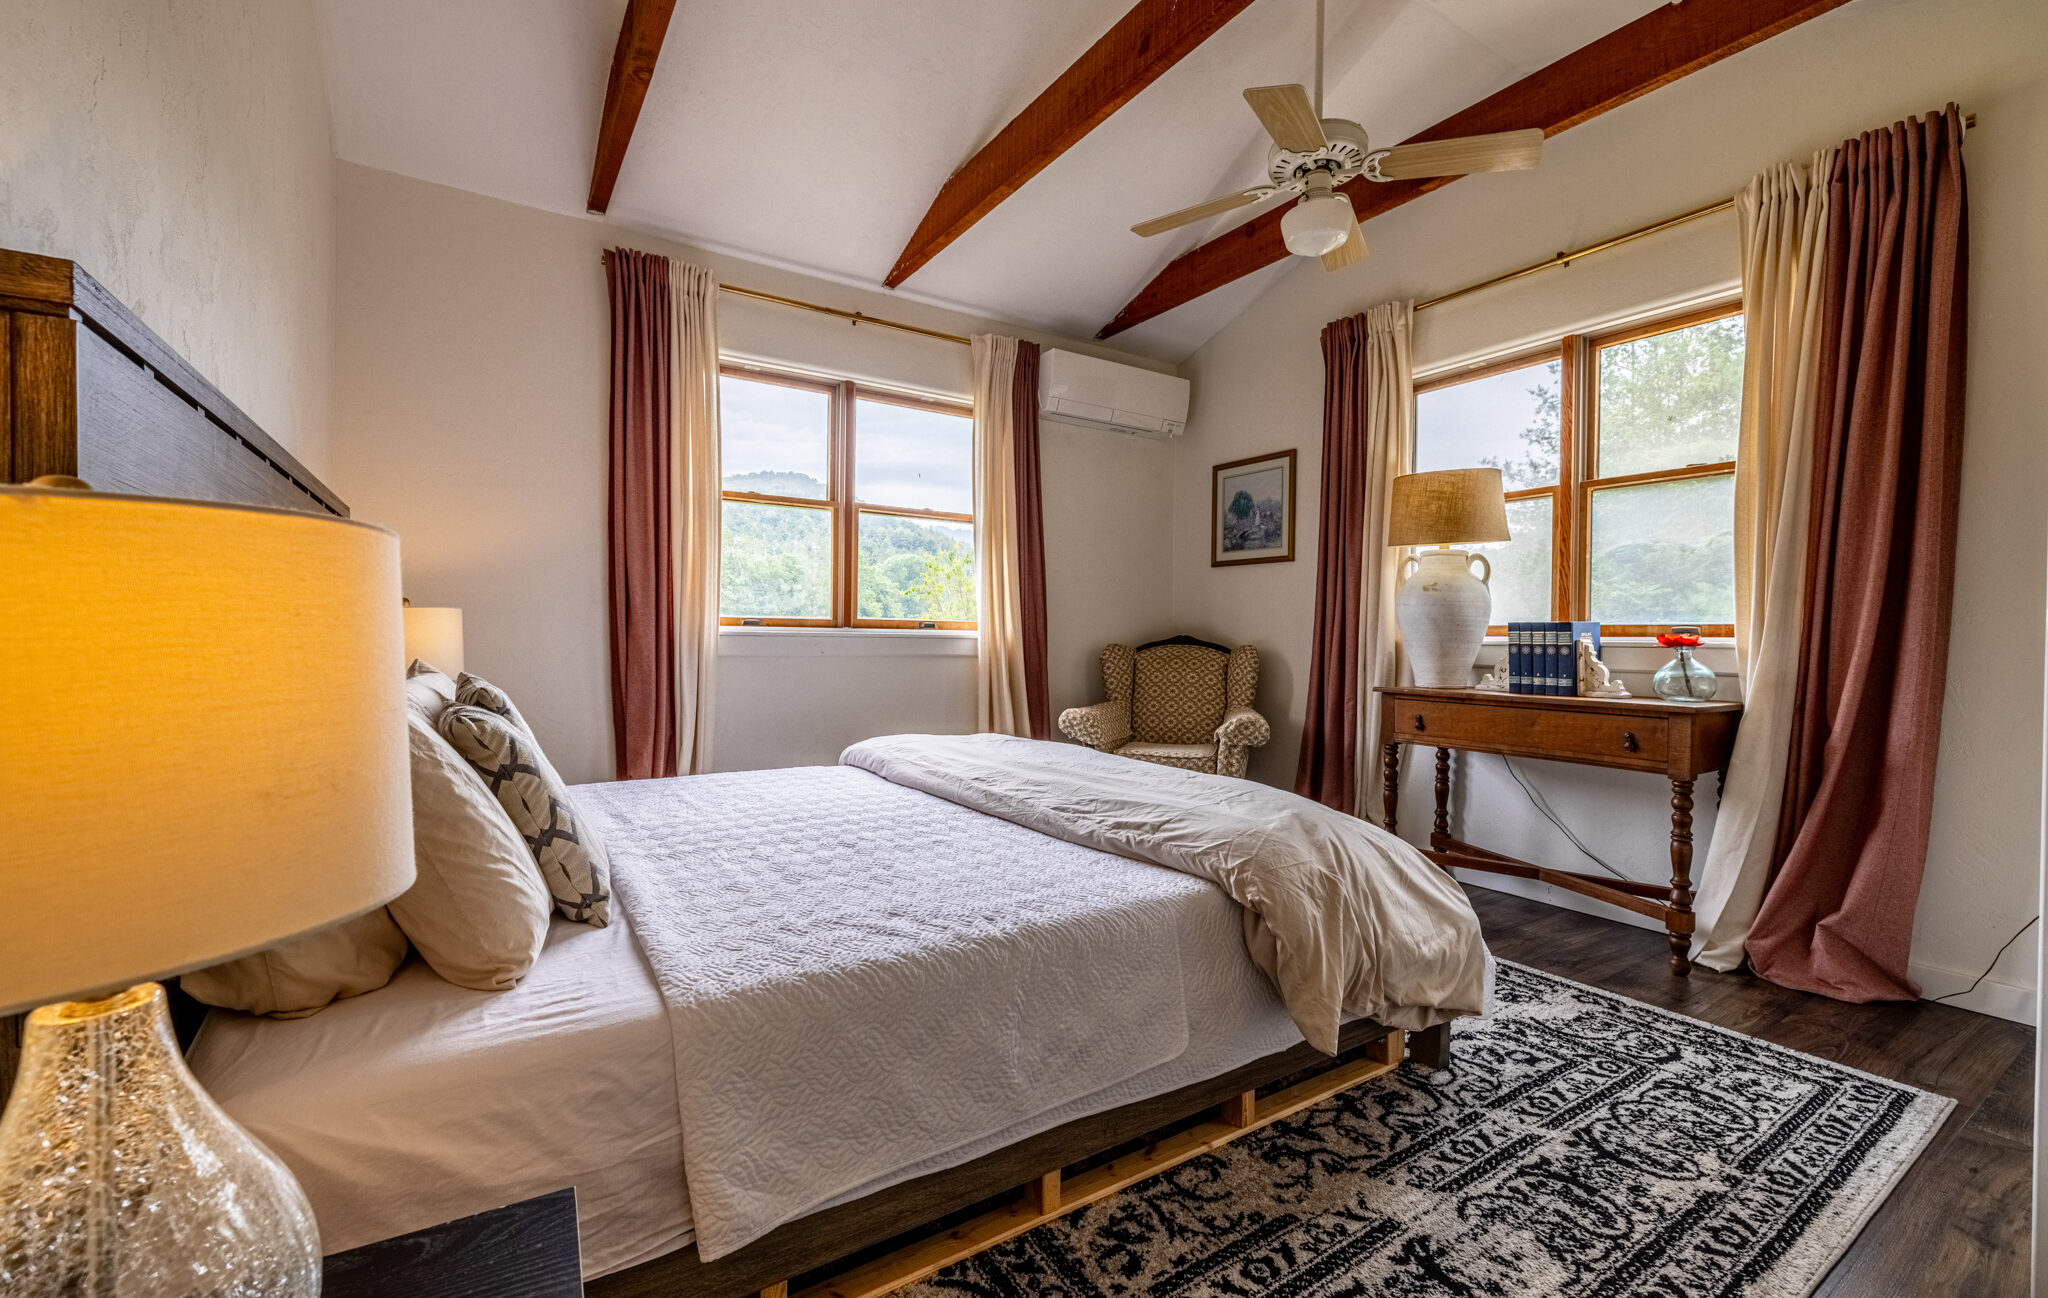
[1228, 489, 1254, 520]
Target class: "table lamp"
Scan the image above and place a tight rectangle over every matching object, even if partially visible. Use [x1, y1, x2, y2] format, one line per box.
[402, 603, 465, 675]
[1388, 467, 1511, 687]
[0, 482, 415, 1296]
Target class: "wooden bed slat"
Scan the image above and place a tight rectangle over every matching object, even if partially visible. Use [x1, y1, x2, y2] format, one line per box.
[789, 1031, 1404, 1298]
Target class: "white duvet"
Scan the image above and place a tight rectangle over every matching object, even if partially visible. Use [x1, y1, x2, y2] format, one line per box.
[844, 734, 1491, 1049]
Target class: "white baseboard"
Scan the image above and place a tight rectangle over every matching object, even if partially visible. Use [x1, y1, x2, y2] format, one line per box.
[1910, 958, 2037, 1025]
[1458, 874, 2039, 1027]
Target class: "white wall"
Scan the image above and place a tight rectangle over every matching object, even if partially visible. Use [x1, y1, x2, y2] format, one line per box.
[1171, 0, 2048, 1022]
[329, 161, 1177, 785]
[0, 0, 336, 476]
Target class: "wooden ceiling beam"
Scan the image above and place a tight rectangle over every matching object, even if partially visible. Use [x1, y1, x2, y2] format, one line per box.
[588, 0, 682, 214]
[1096, 0, 1857, 338]
[884, 0, 1259, 289]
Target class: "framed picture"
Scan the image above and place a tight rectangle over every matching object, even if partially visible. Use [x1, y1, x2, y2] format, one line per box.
[1211, 449, 1297, 566]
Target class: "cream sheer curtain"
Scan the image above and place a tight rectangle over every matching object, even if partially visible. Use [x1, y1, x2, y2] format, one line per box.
[971, 334, 1030, 735]
[1352, 302, 1414, 812]
[1690, 151, 1835, 969]
[670, 260, 722, 774]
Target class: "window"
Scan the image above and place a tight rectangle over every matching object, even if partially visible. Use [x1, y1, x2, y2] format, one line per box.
[1413, 303, 1743, 636]
[719, 365, 976, 629]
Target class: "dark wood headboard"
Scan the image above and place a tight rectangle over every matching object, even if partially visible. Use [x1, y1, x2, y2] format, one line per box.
[0, 248, 347, 1106]
[0, 249, 346, 515]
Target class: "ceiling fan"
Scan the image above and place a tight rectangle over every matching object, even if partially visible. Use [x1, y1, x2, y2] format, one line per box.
[1131, 0, 1545, 270]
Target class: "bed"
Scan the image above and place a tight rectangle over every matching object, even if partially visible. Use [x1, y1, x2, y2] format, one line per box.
[1, 247, 1493, 1298]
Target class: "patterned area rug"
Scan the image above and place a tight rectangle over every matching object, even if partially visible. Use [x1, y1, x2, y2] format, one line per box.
[905, 962, 1952, 1298]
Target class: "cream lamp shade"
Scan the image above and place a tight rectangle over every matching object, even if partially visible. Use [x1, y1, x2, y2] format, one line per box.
[403, 604, 465, 675]
[0, 485, 416, 1017]
[1387, 467, 1512, 548]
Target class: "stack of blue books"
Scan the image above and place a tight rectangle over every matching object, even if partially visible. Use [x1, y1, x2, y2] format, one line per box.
[1507, 621, 1602, 695]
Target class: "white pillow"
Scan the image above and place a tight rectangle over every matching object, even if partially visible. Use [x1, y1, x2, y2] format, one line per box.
[181, 908, 410, 1018]
[388, 707, 552, 991]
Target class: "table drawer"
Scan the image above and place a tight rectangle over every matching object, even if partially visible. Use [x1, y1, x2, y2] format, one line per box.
[1392, 697, 1669, 768]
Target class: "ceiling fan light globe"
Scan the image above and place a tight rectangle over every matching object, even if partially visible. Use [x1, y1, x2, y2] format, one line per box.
[1281, 192, 1353, 257]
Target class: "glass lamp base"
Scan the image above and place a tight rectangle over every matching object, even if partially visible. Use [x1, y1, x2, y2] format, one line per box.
[0, 984, 320, 1296]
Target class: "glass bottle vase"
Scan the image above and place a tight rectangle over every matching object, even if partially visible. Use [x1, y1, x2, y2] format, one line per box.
[1652, 645, 1719, 702]
[0, 983, 320, 1297]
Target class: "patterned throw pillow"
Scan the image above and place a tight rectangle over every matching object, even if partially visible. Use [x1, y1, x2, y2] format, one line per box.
[437, 704, 611, 926]
[455, 671, 534, 737]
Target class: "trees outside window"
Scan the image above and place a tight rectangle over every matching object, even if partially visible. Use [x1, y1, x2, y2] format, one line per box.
[1412, 303, 1743, 636]
[719, 369, 976, 628]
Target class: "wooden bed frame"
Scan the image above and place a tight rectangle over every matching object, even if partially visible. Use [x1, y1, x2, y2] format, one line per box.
[0, 246, 1456, 1298]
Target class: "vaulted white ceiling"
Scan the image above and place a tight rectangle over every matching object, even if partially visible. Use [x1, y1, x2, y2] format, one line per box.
[315, 0, 1670, 361]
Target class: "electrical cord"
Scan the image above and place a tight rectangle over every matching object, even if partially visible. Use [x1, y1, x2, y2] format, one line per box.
[1497, 755, 1634, 882]
[1929, 915, 2038, 1004]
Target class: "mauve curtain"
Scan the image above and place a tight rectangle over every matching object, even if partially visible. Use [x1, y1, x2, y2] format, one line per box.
[1295, 302, 1412, 813]
[1011, 340, 1052, 740]
[1690, 148, 1835, 970]
[605, 250, 677, 780]
[1746, 107, 1971, 1001]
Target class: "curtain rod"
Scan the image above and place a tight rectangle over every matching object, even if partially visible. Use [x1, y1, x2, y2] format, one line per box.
[602, 250, 972, 346]
[1416, 111, 1976, 314]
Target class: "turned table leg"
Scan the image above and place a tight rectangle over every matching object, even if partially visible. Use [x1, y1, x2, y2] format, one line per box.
[1432, 747, 1452, 851]
[1668, 778, 1696, 976]
[1381, 743, 1402, 833]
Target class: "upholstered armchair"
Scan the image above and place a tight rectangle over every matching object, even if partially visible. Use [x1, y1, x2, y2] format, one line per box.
[1058, 636, 1271, 778]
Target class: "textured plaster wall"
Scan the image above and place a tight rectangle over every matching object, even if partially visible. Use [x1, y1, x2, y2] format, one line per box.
[1170, 0, 2048, 1022]
[0, 0, 336, 475]
[329, 162, 1176, 785]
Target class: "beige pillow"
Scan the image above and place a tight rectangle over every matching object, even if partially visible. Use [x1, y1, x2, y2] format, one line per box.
[389, 708, 553, 990]
[181, 908, 410, 1019]
[437, 704, 611, 927]
[407, 660, 457, 722]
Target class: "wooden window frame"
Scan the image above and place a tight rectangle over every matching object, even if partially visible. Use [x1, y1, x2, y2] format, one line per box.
[718, 362, 977, 631]
[1413, 300, 1740, 638]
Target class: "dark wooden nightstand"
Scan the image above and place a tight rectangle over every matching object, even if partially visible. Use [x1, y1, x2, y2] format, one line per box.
[322, 1186, 584, 1298]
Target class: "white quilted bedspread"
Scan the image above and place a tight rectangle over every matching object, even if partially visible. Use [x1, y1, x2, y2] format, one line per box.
[572, 766, 1200, 1262]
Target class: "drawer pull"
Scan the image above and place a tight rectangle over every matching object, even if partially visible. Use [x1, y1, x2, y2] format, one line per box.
[1413, 714, 1427, 733]
[1621, 731, 1639, 753]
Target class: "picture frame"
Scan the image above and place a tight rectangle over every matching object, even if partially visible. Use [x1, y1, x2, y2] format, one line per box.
[1211, 449, 1297, 567]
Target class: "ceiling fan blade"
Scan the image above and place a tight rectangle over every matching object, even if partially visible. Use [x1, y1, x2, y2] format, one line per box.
[1131, 187, 1273, 238]
[1243, 84, 1328, 153]
[1372, 129, 1545, 180]
[1320, 219, 1366, 271]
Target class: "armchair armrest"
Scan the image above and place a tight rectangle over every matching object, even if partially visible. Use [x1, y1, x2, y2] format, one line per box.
[1058, 700, 1130, 750]
[1214, 706, 1271, 750]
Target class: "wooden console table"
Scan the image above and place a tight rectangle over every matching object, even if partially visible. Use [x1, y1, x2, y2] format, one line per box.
[1375, 686, 1741, 975]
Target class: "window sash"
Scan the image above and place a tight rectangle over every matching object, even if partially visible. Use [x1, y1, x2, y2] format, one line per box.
[1412, 300, 1741, 637]
[718, 363, 975, 630]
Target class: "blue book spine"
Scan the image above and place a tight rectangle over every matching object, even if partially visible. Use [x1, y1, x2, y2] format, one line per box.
[1543, 623, 1561, 695]
[1567, 621, 1602, 695]
[1555, 625, 1572, 694]
[1508, 623, 1526, 693]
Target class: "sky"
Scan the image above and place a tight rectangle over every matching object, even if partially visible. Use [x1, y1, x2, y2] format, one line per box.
[720, 375, 972, 515]
[1414, 359, 1560, 483]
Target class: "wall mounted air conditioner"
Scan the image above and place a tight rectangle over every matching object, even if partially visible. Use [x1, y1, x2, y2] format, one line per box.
[1038, 349, 1190, 439]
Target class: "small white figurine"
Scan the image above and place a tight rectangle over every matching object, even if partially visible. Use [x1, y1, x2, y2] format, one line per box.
[1474, 657, 1510, 691]
[1578, 633, 1630, 698]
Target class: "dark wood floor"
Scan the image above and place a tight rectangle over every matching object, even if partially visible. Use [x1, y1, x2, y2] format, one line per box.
[1468, 884, 2035, 1297]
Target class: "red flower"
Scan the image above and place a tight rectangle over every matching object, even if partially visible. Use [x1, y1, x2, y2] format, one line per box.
[1656, 632, 1702, 648]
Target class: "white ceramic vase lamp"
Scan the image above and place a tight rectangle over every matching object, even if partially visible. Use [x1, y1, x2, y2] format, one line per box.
[0, 480, 417, 1297]
[1388, 468, 1511, 688]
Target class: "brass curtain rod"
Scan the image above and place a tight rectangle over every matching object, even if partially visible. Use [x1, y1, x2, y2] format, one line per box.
[1416, 111, 1976, 314]
[602, 249, 972, 346]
